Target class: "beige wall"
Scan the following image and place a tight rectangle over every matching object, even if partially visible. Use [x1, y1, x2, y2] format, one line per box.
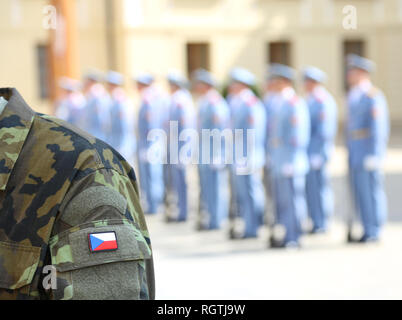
[121, 0, 402, 123]
[76, 0, 109, 75]
[0, 0, 400, 122]
[0, 0, 49, 112]
[0, 0, 109, 114]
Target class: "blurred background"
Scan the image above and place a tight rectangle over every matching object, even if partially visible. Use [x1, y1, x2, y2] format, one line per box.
[2, 0, 402, 121]
[1, 0, 402, 299]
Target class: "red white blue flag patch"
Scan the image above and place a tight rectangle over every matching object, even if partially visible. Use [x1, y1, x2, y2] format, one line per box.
[88, 232, 118, 252]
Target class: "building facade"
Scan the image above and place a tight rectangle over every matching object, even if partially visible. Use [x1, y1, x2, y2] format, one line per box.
[0, 0, 110, 114]
[121, 0, 402, 122]
[0, 0, 401, 122]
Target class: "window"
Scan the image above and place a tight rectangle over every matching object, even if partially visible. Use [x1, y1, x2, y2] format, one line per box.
[343, 40, 366, 90]
[36, 44, 51, 99]
[186, 43, 210, 77]
[268, 41, 292, 66]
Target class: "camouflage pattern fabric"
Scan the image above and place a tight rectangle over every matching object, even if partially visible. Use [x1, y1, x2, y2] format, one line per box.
[0, 88, 154, 300]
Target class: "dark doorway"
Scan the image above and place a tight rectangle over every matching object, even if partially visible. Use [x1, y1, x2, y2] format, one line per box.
[268, 41, 292, 66]
[343, 40, 366, 90]
[186, 43, 210, 77]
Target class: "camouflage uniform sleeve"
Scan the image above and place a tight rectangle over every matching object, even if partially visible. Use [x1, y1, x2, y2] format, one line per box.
[44, 167, 155, 300]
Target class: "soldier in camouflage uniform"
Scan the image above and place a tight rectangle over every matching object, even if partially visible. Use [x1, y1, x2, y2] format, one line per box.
[0, 88, 154, 300]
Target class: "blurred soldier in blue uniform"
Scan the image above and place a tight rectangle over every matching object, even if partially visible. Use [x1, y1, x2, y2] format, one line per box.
[82, 70, 109, 141]
[345, 54, 389, 243]
[192, 69, 230, 230]
[166, 72, 196, 222]
[262, 73, 281, 228]
[302, 67, 337, 234]
[267, 64, 310, 248]
[135, 73, 166, 214]
[228, 68, 267, 239]
[104, 71, 135, 160]
[55, 77, 86, 129]
[160, 82, 175, 222]
[263, 75, 280, 157]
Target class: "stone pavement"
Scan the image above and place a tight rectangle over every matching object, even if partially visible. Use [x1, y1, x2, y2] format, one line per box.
[149, 217, 402, 299]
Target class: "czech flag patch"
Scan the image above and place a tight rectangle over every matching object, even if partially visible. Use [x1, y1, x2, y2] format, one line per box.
[88, 232, 118, 252]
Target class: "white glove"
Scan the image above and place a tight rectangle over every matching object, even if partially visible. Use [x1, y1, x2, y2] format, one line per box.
[310, 154, 324, 170]
[281, 163, 294, 177]
[364, 155, 379, 171]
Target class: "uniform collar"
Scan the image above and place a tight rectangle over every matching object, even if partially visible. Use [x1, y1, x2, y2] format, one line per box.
[87, 83, 105, 98]
[206, 88, 216, 97]
[172, 88, 190, 101]
[110, 87, 126, 102]
[240, 88, 252, 96]
[280, 87, 295, 100]
[143, 85, 154, 95]
[348, 80, 373, 104]
[351, 79, 372, 93]
[312, 85, 324, 95]
[234, 88, 253, 102]
[359, 79, 372, 93]
[308, 85, 325, 99]
[204, 88, 219, 101]
[0, 88, 35, 190]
